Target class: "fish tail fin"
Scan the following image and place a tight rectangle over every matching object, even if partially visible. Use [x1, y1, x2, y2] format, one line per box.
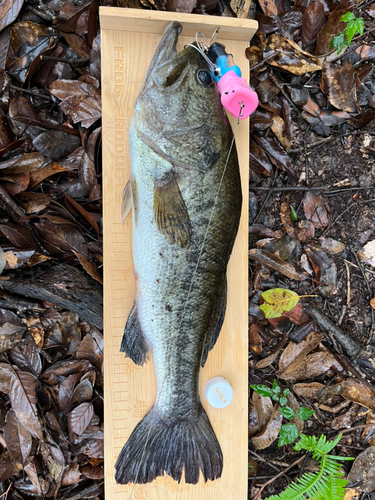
[115, 405, 222, 485]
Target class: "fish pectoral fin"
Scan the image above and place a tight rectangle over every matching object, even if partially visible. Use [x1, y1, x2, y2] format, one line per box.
[121, 303, 150, 365]
[201, 279, 227, 367]
[154, 173, 192, 248]
[121, 177, 138, 225]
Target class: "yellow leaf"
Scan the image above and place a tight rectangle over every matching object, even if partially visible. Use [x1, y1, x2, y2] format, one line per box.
[260, 288, 300, 319]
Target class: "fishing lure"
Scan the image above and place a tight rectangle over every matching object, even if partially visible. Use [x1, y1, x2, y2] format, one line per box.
[188, 30, 258, 120]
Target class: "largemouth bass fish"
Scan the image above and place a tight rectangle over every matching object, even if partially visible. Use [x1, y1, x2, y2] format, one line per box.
[115, 21, 242, 485]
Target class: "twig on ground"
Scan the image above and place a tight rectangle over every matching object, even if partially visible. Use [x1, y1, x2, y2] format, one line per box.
[251, 455, 306, 500]
[290, 132, 375, 154]
[27, 6, 53, 21]
[351, 247, 375, 343]
[0, 482, 12, 499]
[304, 125, 311, 186]
[251, 170, 276, 225]
[338, 305, 347, 326]
[250, 186, 375, 194]
[250, 51, 280, 73]
[333, 422, 375, 436]
[269, 74, 303, 118]
[249, 450, 282, 472]
[322, 199, 375, 236]
[40, 55, 90, 67]
[298, 453, 310, 479]
[330, 42, 365, 64]
[9, 85, 52, 101]
[344, 260, 351, 309]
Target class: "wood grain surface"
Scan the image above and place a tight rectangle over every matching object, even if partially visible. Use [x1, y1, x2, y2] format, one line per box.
[101, 8, 257, 500]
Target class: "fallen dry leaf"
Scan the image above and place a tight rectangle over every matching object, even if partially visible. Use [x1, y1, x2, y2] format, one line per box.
[0, 152, 43, 175]
[230, 0, 252, 18]
[76, 330, 103, 370]
[359, 240, 375, 267]
[303, 192, 329, 229]
[61, 462, 82, 487]
[58, 372, 80, 412]
[250, 139, 272, 179]
[301, 1, 326, 45]
[305, 244, 337, 297]
[279, 350, 337, 382]
[249, 402, 259, 437]
[29, 162, 69, 188]
[319, 237, 346, 255]
[293, 382, 324, 399]
[362, 410, 375, 446]
[8, 21, 57, 83]
[318, 378, 375, 410]
[271, 115, 291, 151]
[16, 192, 51, 214]
[254, 135, 293, 171]
[0, 0, 25, 32]
[251, 405, 283, 450]
[3, 408, 32, 464]
[249, 323, 262, 356]
[278, 331, 323, 372]
[252, 392, 273, 433]
[0, 362, 13, 394]
[263, 34, 322, 75]
[10, 339, 42, 377]
[72, 251, 102, 284]
[258, 0, 277, 15]
[295, 220, 315, 243]
[321, 59, 360, 113]
[9, 371, 43, 440]
[343, 488, 361, 500]
[347, 446, 375, 492]
[315, 1, 352, 56]
[166, 0, 195, 11]
[68, 402, 94, 437]
[331, 403, 360, 430]
[49, 77, 101, 128]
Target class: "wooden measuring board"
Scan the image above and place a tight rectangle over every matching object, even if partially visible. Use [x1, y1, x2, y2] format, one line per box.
[101, 8, 257, 500]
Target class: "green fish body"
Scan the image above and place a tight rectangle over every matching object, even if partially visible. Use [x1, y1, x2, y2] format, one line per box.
[115, 21, 242, 485]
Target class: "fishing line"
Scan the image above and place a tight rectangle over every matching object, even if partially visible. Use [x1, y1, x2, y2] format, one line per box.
[127, 69, 244, 500]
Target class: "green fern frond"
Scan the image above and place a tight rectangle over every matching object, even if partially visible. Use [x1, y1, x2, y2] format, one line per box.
[320, 472, 349, 500]
[294, 434, 343, 457]
[264, 434, 352, 500]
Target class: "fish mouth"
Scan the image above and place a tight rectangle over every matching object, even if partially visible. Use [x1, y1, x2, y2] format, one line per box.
[140, 22, 182, 92]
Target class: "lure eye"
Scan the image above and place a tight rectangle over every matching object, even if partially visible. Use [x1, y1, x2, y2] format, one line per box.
[197, 69, 213, 87]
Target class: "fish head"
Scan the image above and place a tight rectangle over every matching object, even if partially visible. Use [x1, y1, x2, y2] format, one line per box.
[134, 22, 232, 173]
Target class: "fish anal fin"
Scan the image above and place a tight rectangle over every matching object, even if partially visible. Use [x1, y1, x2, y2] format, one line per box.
[201, 280, 227, 367]
[154, 173, 191, 248]
[120, 303, 150, 365]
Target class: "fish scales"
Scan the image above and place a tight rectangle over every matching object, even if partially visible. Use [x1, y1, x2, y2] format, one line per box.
[115, 21, 242, 485]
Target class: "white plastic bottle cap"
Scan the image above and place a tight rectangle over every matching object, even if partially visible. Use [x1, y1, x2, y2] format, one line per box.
[204, 377, 233, 409]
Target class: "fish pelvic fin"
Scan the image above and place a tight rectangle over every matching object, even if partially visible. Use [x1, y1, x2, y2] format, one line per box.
[153, 172, 192, 248]
[115, 404, 223, 485]
[201, 278, 227, 367]
[121, 177, 138, 224]
[120, 303, 150, 365]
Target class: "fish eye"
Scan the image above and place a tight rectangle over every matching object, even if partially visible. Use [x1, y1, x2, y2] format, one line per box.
[197, 69, 214, 87]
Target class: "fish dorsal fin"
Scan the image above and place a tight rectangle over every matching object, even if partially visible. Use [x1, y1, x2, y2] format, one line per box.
[154, 173, 191, 248]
